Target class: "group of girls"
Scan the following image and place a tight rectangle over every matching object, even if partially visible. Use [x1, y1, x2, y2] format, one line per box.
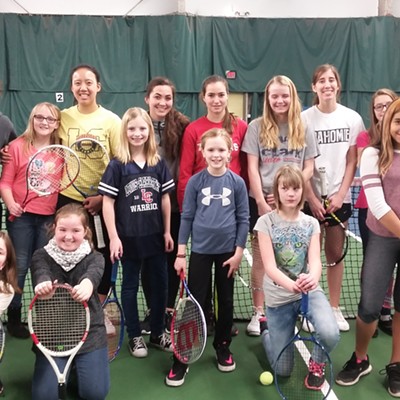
[0, 61, 398, 399]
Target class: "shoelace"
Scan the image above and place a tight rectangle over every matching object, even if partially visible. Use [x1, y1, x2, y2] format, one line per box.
[133, 337, 145, 349]
[309, 359, 325, 377]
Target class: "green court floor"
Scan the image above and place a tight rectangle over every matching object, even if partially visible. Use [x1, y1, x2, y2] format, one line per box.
[0, 320, 394, 399]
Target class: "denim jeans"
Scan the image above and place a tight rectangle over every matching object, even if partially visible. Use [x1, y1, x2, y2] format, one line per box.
[32, 347, 110, 400]
[6, 212, 53, 308]
[261, 289, 340, 374]
[121, 254, 168, 338]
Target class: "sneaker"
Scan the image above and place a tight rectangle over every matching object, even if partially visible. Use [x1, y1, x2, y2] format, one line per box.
[247, 310, 265, 336]
[332, 307, 350, 332]
[104, 311, 117, 336]
[140, 309, 151, 335]
[335, 352, 372, 386]
[128, 336, 148, 358]
[259, 316, 268, 334]
[165, 311, 174, 334]
[149, 333, 173, 352]
[378, 317, 393, 336]
[305, 358, 325, 390]
[302, 318, 315, 333]
[216, 342, 236, 372]
[165, 358, 189, 387]
[386, 362, 400, 397]
[231, 323, 239, 337]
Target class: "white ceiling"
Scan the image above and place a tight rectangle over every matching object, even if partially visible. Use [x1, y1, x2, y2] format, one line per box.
[0, 0, 386, 18]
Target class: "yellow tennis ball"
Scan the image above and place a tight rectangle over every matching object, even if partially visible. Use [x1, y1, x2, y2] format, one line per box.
[259, 371, 273, 385]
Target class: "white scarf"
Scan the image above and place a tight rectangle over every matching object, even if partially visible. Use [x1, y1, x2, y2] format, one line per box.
[44, 238, 91, 272]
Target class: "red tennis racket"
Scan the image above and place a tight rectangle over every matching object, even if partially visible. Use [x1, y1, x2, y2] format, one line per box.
[171, 272, 207, 364]
[8, 145, 80, 221]
[28, 284, 90, 400]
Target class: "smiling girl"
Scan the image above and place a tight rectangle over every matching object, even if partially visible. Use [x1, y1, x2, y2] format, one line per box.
[99, 107, 175, 359]
[241, 75, 319, 335]
[0, 102, 60, 338]
[302, 64, 365, 332]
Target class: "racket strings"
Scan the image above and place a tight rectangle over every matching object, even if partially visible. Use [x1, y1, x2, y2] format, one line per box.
[32, 289, 87, 353]
[104, 301, 122, 361]
[173, 298, 206, 363]
[28, 148, 80, 194]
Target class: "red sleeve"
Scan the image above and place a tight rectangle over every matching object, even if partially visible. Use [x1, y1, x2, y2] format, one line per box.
[177, 125, 199, 211]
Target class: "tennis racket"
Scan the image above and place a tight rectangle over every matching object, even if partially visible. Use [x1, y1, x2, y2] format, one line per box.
[28, 283, 90, 400]
[8, 145, 80, 221]
[70, 138, 110, 249]
[171, 272, 207, 364]
[274, 292, 334, 400]
[102, 262, 124, 362]
[318, 167, 351, 267]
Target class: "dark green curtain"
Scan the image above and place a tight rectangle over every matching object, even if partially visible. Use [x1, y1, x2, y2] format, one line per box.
[1, 14, 399, 133]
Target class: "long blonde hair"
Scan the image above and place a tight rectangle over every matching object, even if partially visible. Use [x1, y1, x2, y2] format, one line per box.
[376, 98, 400, 175]
[259, 75, 305, 150]
[118, 107, 160, 166]
[21, 102, 60, 153]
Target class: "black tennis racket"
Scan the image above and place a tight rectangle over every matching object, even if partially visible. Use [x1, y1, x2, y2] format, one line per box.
[102, 262, 124, 362]
[70, 138, 110, 248]
[8, 145, 80, 221]
[28, 284, 90, 400]
[318, 167, 350, 267]
[171, 272, 207, 364]
[274, 292, 334, 400]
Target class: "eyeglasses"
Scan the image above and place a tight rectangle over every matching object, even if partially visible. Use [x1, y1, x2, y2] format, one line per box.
[374, 102, 392, 112]
[34, 115, 59, 124]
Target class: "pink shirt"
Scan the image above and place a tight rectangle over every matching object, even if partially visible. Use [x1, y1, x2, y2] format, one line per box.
[354, 130, 369, 209]
[0, 137, 58, 215]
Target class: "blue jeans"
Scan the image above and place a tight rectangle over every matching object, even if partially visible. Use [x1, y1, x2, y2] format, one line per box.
[32, 347, 110, 400]
[261, 290, 340, 374]
[121, 254, 167, 338]
[6, 212, 53, 308]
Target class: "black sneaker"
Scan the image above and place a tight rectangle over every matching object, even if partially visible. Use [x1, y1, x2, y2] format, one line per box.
[386, 362, 400, 397]
[165, 311, 174, 334]
[335, 352, 372, 386]
[304, 358, 325, 390]
[140, 309, 151, 335]
[216, 342, 236, 372]
[378, 317, 393, 336]
[165, 358, 189, 387]
[149, 333, 173, 352]
[128, 336, 148, 358]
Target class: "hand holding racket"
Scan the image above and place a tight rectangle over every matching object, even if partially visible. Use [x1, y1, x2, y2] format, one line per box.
[8, 145, 80, 221]
[318, 167, 350, 267]
[28, 283, 90, 400]
[70, 138, 110, 248]
[171, 271, 207, 364]
[102, 262, 124, 362]
[274, 269, 334, 400]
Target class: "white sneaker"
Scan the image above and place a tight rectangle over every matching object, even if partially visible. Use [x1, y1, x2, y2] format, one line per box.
[128, 336, 148, 358]
[104, 311, 117, 336]
[247, 310, 265, 336]
[332, 307, 350, 332]
[302, 318, 315, 333]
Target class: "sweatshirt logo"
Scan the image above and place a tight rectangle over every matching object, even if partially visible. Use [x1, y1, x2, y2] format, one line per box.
[201, 187, 231, 206]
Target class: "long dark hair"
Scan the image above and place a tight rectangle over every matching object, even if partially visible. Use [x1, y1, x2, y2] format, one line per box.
[146, 77, 190, 160]
[200, 75, 238, 135]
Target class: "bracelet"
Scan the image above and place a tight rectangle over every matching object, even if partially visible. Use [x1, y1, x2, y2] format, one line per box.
[176, 254, 186, 258]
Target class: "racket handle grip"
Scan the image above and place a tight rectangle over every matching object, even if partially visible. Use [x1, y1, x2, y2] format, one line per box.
[301, 292, 309, 315]
[58, 383, 67, 399]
